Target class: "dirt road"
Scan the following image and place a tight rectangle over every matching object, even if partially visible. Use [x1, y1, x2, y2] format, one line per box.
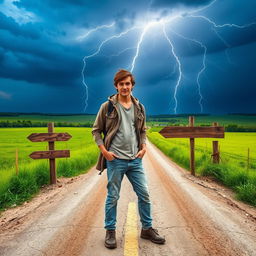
[0, 141, 256, 256]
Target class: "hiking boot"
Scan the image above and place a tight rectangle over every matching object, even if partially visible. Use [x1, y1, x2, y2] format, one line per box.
[105, 229, 117, 249]
[140, 227, 166, 244]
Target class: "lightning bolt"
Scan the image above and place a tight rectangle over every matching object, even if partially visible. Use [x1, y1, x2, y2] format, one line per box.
[76, 22, 115, 41]
[108, 47, 136, 58]
[162, 23, 182, 114]
[188, 15, 256, 29]
[189, 0, 218, 14]
[81, 26, 141, 111]
[171, 12, 256, 112]
[105, 47, 137, 70]
[129, 17, 183, 113]
[130, 21, 159, 73]
[187, 14, 256, 65]
[169, 28, 207, 113]
[79, 0, 255, 114]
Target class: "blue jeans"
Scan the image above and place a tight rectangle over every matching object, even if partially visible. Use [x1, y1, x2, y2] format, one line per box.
[104, 157, 153, 230]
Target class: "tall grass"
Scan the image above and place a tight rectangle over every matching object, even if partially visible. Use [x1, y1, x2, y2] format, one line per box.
[0, 127, 99, 212]
[0, 147, 99, 211]
[147, 130, 256, 206]
[0, 161, 49, 210]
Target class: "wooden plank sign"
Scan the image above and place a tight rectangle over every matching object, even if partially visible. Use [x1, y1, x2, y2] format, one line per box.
[29, 150, 70, 159]
[27, 123, 72, 184]
[159, 126, 224, 138]
[27, 132, 72, 142]
[159, 116, 225, 176]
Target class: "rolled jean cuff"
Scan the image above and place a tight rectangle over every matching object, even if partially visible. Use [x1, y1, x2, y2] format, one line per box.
[142, 225, 152, 230]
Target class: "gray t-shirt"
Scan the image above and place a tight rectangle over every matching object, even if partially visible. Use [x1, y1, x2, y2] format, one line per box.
[109, 102, 139, 159]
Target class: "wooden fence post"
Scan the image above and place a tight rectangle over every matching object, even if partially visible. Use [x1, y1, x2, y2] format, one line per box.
[159, 118, 224, 176]
[189, 116, 195, 176]
[27, 122, 72, 185]
[48, 123, 57, 184]
[212, 141, 219, 163]
[212, 122, 220, 164]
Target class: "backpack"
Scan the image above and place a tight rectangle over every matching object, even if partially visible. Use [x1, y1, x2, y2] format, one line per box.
[107, 99, 144, 116]
[99, 100, 144, 175]
[103, 100, 144, 137]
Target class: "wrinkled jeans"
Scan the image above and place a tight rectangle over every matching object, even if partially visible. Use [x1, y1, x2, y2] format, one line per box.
[104, 157, 153, 230]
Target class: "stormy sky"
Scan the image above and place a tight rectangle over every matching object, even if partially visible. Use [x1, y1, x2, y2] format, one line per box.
[0, 0, 255, 115]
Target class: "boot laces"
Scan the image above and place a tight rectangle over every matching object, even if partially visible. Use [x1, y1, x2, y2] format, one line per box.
[108, 230, 115, 238]
[151, 228, 159, 235]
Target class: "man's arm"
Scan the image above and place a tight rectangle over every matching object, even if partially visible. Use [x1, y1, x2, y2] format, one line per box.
[92, 103, 105, 146]
[98, 144, 117, 159]
[92, 103, 119, 161]
[136, 104, 147, 158]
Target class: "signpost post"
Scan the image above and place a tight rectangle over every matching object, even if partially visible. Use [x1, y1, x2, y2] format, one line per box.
[27, 122, 72, 184]
[159, 116, 224, 176]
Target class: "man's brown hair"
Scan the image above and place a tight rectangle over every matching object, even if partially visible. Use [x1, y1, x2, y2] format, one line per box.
[114, 69, 135, 87]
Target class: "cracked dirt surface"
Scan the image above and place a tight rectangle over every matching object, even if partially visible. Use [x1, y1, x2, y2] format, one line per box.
[0, 140, 256, 256]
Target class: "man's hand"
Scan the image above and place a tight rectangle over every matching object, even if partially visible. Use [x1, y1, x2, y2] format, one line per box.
[135, 148, 146, 159]
[103, 150, 119, 161]
[99, 144, 119, 161]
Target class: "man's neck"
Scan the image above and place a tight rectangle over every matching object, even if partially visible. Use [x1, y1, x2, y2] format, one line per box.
[117, 93, 132, 104]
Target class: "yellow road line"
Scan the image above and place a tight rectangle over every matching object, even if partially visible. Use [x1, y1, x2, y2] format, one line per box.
[124, 202, 139, 256]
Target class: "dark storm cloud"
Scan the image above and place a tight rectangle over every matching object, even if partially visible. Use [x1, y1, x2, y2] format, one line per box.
[151, 0, 212, 8]
[0, 0, 255, 114]
[14, 0, 148, 28]
[0, 22, 81, 86]
[12, 0, 256, 51]
[0, 49, 80, 86]
[0, 12, 40, 39]
[0, 28, 66, 60]
[164, 19, 256, 57]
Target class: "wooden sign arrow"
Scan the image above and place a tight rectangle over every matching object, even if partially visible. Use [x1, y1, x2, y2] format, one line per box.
[159, 126, 224, 138]
[29, 150, 70, 159]
[27, 123, 73, 185]
[27, 132, 72, 142]
[158, 117, 225, 176]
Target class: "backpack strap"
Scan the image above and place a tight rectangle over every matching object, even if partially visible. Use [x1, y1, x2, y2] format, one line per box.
[103, 100, 113, 140]
[108, 97, 143, 116]
[104, 100, 144, 135]
[138, 102, 144, 116]
[107, 100, 114, 116]
[99, 100, 114, 175]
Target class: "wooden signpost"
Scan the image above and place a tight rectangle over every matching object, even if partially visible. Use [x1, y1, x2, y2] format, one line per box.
[27, 122, 72, 184]
[159, 116, 224, 176]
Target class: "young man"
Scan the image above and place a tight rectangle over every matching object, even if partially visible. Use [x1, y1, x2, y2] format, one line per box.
[92, 69, 166, 249]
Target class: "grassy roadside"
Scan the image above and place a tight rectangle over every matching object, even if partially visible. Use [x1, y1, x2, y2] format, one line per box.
[0, 127, 99, 213]
[147, 129, 256, 207]
[0, 146, 99, 212]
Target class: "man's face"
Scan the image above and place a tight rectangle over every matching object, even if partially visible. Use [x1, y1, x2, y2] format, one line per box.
[115, 76, 134, 97]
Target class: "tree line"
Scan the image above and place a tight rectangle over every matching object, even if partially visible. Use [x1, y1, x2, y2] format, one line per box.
[0, 120, 93, 127]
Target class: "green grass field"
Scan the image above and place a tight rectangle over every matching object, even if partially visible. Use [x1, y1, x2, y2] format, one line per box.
[0, 127, 99, 211]
[149, 127, 256, 164]
[0, 113, 256, 211]
[1, 113, 256, 128]
[147, 114, 256, 128]
[147, 128, 256, 206]
[0, 114, 96, 123]
[0, 127, 96, 169]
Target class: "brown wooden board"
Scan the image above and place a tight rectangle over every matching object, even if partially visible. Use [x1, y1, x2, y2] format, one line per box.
[27, 133, 72, 142]
[29, 150, 70, 159]
[159, 126, 224, 138]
